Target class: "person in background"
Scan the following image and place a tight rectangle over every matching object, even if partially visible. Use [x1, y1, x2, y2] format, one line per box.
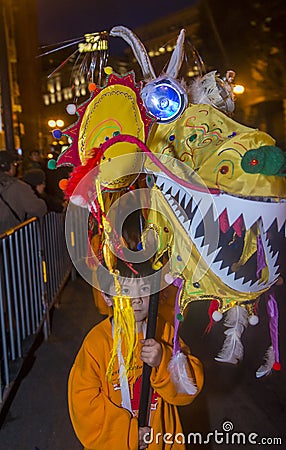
[23, 149, 46, 172]
[22, 168, 65, 213]
[0, 151, 47, 234]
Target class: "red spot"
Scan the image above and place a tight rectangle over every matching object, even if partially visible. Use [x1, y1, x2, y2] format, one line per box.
[250, 159, 258, 166]
[220, 165, 229, 174]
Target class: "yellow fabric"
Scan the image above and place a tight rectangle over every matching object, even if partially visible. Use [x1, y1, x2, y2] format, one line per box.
[78, 82, 145, 189]
[145, 103, 286, 199]
[68, 316, 204, 450]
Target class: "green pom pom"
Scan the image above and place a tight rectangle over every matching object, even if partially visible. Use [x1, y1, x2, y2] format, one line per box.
[176, 313, 184, 322]
[47, 159, 57, 170]
[241, 146, 286, 176]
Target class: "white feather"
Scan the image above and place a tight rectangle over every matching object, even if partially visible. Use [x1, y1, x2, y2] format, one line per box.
[165, 29, 185, 79]
[215, 306, 248, 364]
[256, 346, 275, 378]
[168, 351, 197, 395]
[110, 26, 156, 80]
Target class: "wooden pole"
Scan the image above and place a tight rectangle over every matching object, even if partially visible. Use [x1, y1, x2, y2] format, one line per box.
[138, 288, 160, 428]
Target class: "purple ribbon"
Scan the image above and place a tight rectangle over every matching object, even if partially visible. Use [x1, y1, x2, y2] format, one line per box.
[172, 277, 184, 355]
[267, 292, 280, 363]
[256, 234, 267, 279]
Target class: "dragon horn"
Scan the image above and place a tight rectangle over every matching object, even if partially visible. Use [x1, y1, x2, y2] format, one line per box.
[165, 29, 185, 79]
[110, 25, 156, 80]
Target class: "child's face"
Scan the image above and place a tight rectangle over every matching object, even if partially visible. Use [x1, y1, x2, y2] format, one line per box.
[109, 278, 151, 324]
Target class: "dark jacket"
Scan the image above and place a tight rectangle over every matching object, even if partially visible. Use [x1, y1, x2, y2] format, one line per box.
[0, 172, 47, 234]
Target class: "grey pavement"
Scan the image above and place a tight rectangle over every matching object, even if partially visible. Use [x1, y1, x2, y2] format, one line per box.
[0, 275, 285, 450]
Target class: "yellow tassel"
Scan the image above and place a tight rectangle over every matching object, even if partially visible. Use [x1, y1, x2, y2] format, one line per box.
[106, 295, 138, 381]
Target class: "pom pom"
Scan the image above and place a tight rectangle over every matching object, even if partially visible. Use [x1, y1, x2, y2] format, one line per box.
[212, 310, 223, 322]
[47, 159, 57, 170]
[273, 361, 281, 371]
[164, 273, 175, 284]
[248, 314, 259, 326]
[137, 241, 143, 250]
[58, 178, 69, 191]
[66, 103, 77, 115]
[104, 66, 113, 75]
[52, 129, 62, 139]
[89, 82, 97, 92]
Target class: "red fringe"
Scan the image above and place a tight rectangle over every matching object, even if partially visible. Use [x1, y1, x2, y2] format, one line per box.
[64, 147, 104, 199]
[205, 299, 219, 334]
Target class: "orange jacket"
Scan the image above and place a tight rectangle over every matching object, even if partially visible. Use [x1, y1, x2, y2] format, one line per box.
[68, 317, 204, 450]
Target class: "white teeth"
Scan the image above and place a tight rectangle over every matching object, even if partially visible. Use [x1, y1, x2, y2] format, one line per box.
[183, 193, 191, 209]
[212, 260, 223, 271]
[156, 175, 285, 293]
[178, 190, 186, 205]
[183, 220, 191, 232]
[226, 207, 242, 228]
[171, 184, 180, 197]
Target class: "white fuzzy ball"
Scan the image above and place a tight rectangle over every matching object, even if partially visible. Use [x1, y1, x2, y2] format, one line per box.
[248, 314, 259, 326]
[212, 310, 223, 322]
[164, 273, 175, 284]
[66, 103, 77, 115]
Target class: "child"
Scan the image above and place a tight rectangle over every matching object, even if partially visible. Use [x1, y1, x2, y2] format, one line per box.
[68, 260, 204, 450]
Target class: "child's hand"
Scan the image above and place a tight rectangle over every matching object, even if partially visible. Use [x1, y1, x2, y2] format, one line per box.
[139, 426, 150, 449]
[140, 339, 162, 368]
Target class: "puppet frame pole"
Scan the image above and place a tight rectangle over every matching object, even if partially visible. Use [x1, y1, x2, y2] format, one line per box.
[138, 288, 160, 428]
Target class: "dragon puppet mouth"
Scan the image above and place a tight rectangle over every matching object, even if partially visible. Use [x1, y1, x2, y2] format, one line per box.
[155, 173, 285, 293]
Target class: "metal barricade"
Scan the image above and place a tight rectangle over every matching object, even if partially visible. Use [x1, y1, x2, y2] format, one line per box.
[0, 212, 72, 410]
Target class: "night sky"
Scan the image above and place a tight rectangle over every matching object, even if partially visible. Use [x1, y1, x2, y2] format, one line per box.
[37, 0, 196, 54]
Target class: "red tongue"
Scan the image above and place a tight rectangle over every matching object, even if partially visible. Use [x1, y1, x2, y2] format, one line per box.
[219, 210, 243, 237]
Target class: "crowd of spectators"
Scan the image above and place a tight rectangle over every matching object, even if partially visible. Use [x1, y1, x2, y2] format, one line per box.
[0, 149, 69, 235]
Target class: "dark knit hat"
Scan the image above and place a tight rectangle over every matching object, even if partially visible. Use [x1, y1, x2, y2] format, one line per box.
[0, 151, 15, 172]
[22, 169, 46, 187]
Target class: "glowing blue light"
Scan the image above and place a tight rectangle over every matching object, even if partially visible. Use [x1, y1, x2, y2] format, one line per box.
[141, 78, 187, 123]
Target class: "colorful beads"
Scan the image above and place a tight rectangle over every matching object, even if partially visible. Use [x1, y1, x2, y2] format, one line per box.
[59, 178, 69, 191]
[52, 129, 62, 139]
[66, 103, 77, 115]
[88, 82, 97, 92]
[104, 66, 113, 75]
[47, 159, 57, 170]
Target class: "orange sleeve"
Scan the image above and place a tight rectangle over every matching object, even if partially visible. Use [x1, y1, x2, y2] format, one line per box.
[68, 339, 138, 450]
[150, 321, 204, 406]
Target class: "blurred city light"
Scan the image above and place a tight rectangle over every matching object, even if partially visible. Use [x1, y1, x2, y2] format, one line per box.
[233, 84, 245, 95]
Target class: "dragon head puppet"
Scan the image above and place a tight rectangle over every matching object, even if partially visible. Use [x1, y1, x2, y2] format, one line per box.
[55, 26, 286, 376]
